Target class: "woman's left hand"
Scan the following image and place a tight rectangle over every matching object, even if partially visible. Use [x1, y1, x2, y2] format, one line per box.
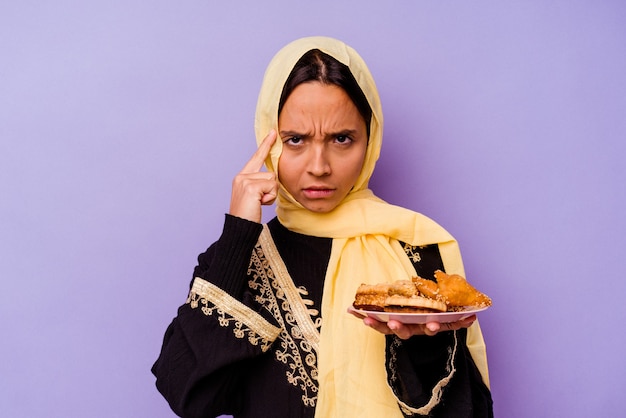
[349, 310, 476, 338]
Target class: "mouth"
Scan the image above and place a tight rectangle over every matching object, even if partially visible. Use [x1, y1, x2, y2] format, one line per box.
[302, 186, 335, 199]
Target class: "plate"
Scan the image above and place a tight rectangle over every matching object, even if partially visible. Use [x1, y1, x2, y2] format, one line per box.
[348, 305, 489, 324]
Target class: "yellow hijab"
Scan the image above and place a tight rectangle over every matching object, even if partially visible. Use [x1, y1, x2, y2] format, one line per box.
[255, 36, 489, 417]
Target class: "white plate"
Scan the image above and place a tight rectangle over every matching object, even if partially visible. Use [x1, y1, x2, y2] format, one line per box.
[348, 305, 489, 324]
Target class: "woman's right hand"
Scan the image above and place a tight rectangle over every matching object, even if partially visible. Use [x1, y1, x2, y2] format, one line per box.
[229, 130, 278, 223]
[361, 315, 476, 338]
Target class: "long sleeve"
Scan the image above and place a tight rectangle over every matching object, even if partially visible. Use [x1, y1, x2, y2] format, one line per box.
[386, 243, 493, 417]
[193, 214, 264, 296]
[152, 215, 276, 418]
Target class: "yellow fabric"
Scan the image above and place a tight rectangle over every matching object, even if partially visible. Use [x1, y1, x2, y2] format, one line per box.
[254, 36, 489, 417]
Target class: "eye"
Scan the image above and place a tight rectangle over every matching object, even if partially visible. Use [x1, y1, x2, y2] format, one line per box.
[335, 135, 352, 144]
[284, 136, 303, 145]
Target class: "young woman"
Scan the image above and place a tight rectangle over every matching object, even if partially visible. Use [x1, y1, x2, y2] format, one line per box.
[152, 36, 493, 418]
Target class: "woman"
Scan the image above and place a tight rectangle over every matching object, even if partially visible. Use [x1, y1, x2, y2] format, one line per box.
[152, 36, 493, 417]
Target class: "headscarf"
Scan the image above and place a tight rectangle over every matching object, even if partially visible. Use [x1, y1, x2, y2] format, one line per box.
[255, 36, 489, 417]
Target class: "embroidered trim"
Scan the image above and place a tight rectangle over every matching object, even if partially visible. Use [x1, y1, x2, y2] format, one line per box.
[187, 226, 322, 407]
[245, 226, 320, 407]
[187, 277, 281, 352]
[258, 225, 321, 353]
[388, 331, 458, 415]
[403, 243, 422, 263]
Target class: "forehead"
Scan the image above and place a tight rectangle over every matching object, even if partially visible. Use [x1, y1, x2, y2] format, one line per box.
[279, 82, 364, 128]
[284, 82, 351, 107]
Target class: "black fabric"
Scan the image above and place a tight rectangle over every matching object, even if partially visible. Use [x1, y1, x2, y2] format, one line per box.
[389, 332, 454, 408]
[193, 215, 263, 297]
[399, 242, 445, 281]
[266, 217, 330, 311]
[388, 329, 494, 418]
[433, 329, 494, 418]
[152, 215, 493, 417]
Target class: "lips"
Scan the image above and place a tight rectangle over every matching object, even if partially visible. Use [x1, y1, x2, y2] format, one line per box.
[302, 186, 335, 199]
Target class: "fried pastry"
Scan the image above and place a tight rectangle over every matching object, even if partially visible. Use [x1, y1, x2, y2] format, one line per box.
[353, 271, 491, 313]
[434, 270, 492, 308]
[353, 279, 447, 313]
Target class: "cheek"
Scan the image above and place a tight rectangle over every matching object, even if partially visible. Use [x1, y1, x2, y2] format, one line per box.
[347, 148, 367, 180]
[333, 154, 365, 194]
[277, 154, 297, 186]
[349, 162, 365, 187]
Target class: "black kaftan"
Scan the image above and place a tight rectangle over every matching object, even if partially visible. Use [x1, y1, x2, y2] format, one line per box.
[152, 215, 492, 417]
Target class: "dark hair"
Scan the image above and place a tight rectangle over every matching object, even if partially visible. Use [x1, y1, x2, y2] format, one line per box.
[278, 49, 372, 136]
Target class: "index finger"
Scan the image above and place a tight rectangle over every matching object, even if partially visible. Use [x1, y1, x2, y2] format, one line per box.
[241, 130, 277, 174]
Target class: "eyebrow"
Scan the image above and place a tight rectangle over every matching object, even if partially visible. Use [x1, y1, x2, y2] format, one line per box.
[279, 130, 306, 138]
[279, 129, 360, 138]
[331, 129, 359, 137]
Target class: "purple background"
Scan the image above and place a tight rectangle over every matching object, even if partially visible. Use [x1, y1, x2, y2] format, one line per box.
[2, 1, 625, 417]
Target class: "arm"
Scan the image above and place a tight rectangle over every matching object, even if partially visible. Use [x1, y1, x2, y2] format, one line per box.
[153, 131, 281, 417]
[387, 329, 492, 417]
[152, 215, 279, 418]
[384, 243, 493, 417]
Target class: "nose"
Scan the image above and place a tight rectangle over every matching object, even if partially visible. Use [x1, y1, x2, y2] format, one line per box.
[306, 144, 331, 177]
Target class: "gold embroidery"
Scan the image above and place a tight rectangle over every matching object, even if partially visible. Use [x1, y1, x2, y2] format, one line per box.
[185, 226, 321, 407]
[258, 226, 320, 353]
[246, 226, 320, 407]
[403, 242, 421, 263]
[187, 278, 281, 352]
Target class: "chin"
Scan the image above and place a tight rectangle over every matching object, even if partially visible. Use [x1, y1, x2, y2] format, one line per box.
[303, 202, 339, 213]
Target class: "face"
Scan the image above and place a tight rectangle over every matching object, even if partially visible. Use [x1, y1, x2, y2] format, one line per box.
[278, 82, 368, 213]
